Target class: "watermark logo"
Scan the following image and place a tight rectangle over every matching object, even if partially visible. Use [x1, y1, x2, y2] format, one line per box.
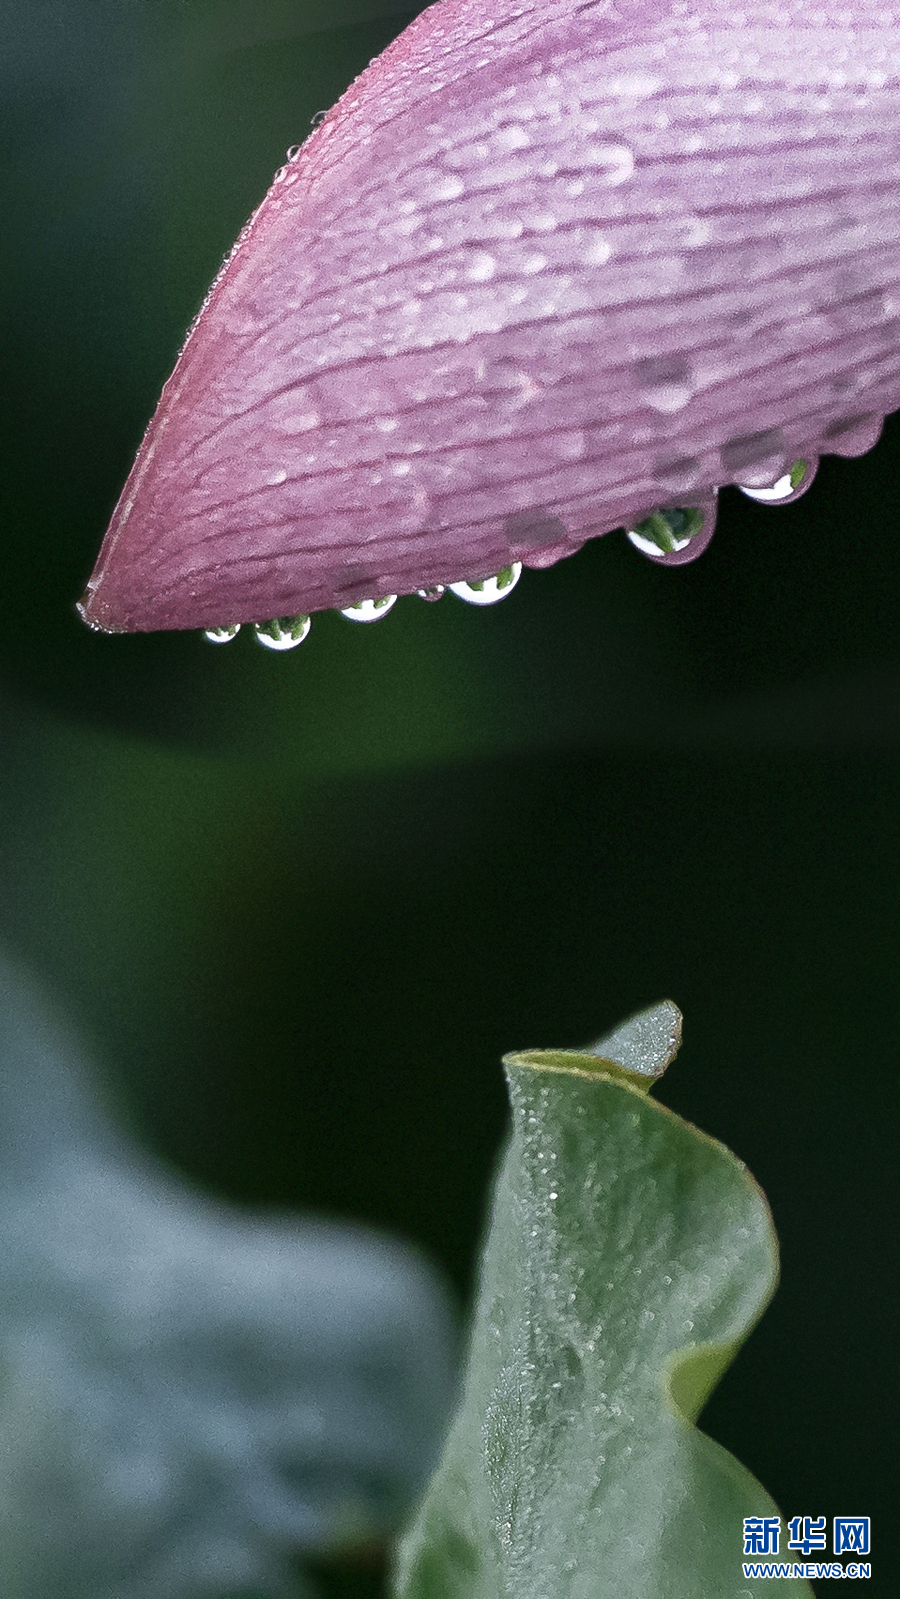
[787, 1515, 827, 1556]
[834, 1517, 870, 1557]
[741, 1516, 871, 1580]
[743, 1516, 781, 1555]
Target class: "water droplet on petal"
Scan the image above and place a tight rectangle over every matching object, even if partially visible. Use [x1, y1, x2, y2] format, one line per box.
[494, 124, 530, 153]
[466, 250, 496, 283]
[635, 355, 695, 415]
[417, 585, 445, 602]
[339, 595, 398, 622]
[822, 412, 885, 458]
[738, 456, 818, 503]
[203, 623, 241, 644]
[720, 427, 787, 486]
[626, 495, 718, 566]
[432, 174, 465, 201]
[586, 142, 634, 184]
[254, 615, 311, 650]
[627, 506, 704, 556]
[584, 230, 612, 266]
[653, 454, 703, 494]
[449, 564, 522, 605]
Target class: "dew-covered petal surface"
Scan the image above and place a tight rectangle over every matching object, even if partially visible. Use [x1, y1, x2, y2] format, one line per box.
[0, 954, 456, 1599]
[80, 0, 900, 632]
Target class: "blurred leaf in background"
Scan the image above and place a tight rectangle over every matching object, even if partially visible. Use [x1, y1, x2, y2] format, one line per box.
[0, 950, 456, 1599]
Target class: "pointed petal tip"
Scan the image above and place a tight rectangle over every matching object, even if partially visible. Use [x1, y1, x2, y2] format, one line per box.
[77, 585, 116, 636]
[76, 591, 102, 632]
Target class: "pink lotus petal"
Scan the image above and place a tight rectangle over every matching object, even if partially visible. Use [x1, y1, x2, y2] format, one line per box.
[79, 0, 900, 633]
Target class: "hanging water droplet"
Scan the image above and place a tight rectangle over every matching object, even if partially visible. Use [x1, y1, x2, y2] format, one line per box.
[822, 412, 884, 458]
[203, 623, 241, 644]
[627, 493, 719, 566]
[738, 456, 818, 503]
[720, 427, 787, 487]
[339, 595, 398, 622]
[286, 143, 302, 159]
[449, 564, 522, 605]
[254, 615, 311, 650]
[417, 585, 445, 602]
[627, 506, 704, 557]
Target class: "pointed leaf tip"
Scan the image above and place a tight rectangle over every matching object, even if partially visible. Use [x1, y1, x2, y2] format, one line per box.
[585, 996, 682, 1079]
[505, 999, 682, 1093]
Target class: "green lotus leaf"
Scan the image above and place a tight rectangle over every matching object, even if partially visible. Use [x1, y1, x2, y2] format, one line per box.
[395, 1002, 812, 1599]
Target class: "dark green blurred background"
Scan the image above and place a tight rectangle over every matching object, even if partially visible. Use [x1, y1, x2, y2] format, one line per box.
[1, 2, 897, 1593]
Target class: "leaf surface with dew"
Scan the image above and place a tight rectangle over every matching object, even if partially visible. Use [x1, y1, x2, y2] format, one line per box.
[394, 1002, 812, 1599]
